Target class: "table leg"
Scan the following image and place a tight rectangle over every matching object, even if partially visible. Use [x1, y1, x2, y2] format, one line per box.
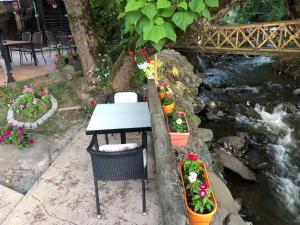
[121, 132, 126, 144]
[30, 43, 38, 66]
[94, 134, 99, 150]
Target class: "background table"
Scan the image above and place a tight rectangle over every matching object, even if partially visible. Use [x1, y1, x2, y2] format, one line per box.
[86, 102, 151, 145]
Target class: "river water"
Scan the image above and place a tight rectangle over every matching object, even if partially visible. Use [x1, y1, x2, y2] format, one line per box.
[196, 55, 300, 225]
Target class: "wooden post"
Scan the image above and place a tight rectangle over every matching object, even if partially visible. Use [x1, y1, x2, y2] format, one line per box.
[154, 54, 158, 84]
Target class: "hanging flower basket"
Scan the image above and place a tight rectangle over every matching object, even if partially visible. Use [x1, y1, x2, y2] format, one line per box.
[179, 154, 217, 225]
[166, 111, 190, 147]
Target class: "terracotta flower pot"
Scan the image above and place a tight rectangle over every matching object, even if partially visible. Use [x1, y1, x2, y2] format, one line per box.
[179, 160, 218, 225]
[162, 102, 175, 114]
[166, 112, 190, 147]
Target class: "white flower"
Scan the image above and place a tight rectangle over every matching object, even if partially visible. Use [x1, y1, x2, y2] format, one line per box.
[176, 118, 183, 125]
[188, 172, 197, 183]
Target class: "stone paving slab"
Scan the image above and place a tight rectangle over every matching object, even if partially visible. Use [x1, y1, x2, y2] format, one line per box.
[1, 129, 162, 225]
[0, 185, 23, 224]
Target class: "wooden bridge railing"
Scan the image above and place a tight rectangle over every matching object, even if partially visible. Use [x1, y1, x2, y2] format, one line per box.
[179, 20, 300, 56]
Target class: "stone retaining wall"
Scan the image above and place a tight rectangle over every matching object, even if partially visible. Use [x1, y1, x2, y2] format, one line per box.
[147, 79, 188, 225]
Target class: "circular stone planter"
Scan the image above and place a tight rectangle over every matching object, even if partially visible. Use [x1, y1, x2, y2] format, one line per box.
[7, 95, 58, 129]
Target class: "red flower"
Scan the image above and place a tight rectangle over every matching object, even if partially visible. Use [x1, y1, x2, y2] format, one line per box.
[146, 57, 151, 63]
[140, 49, 147, 55]
[187, 153, 198, 161]
[128, 51, 134, 56]
[29, 139, 34, 145]
[131, 57, 136, 62]
[90, 99, 95, 106]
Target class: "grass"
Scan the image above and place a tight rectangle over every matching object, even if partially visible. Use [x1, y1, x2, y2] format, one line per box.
[0, 78, 86, 137]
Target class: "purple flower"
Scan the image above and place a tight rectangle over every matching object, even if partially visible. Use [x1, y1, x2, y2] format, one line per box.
[29, 139, 34, 145]
[17, 134, 22, 140]
[20, 104, 28, 109]
[0, 136, 3, 142]
[10, 99, 17, 105]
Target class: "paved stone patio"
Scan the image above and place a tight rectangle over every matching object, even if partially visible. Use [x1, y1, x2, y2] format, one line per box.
[0, 52, 55, 86]
[0, 129, 162, 225]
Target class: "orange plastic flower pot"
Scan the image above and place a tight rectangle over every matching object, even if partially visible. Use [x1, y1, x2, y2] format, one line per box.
[179, 160, 218, 225]
[166, 112, 190, 147]
[162, 102, 175, 114]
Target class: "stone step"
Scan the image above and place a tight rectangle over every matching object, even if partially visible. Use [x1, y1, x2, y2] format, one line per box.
[0, 184, 24, 224]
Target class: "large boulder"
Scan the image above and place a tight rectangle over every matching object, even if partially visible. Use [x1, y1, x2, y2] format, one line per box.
[209, 172, 239, 225]
[218, 136, 246, 150]
[226, 214, 246, 225]
[198, 128, 214, 143]
[216, 149, 256, 181]
[292, 88, 300, 96]
[0, 135, 55, 193]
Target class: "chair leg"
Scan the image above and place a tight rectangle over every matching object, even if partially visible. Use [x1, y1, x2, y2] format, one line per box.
[41, 50, 47, 63]
[142, 178, 146, 215]
[94, 179, 101, 217]
[120, 132, 126, 144]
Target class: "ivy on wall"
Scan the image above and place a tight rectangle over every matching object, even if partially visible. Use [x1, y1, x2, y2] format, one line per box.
[123, 0, 219, 50]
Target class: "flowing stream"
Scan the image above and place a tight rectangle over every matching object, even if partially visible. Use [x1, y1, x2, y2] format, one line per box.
[195, 54, 300, 225]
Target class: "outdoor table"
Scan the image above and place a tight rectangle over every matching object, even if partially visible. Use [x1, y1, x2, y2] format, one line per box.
[2, 40, 38, 66]
[86, 102, 152, 148]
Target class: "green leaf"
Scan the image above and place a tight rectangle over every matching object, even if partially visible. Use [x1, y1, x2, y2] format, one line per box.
[205, 0, 219, 7]
[125, 11, 142, 33]
[158, 7, 175, 17]
[142, 3, 157, 19]
[163, 22, 176, 42]
[136, 16, 153, 34]
[202, 6, 211, 19]
[143, 24, 166, 43]
[177, 1, 188, 10]
[136, 35, 146, 48]
[157, 0, 171, 9]
[151, 38, 166, 51]
[155, 17, 164, 25]
[172, 11, 195, 31]
[125, 0, 145, 12]
[189, 0, 205, 13]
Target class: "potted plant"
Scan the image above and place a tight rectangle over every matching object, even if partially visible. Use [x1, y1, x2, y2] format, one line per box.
[166, 111, 190, 147]
[128, 49, 151, 70]
[157, 80, 169, 99]
[161, 90, 175, 114]
[179, 153, 217, 225]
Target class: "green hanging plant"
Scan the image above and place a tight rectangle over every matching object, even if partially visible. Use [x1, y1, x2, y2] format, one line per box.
[122, 0, 219, 51]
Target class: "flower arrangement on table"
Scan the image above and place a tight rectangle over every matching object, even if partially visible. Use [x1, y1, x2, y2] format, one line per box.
[85, 98, 96, 114]
[0, 125, 34, 149]
[89, 54, 112, 86]
[161, 90, 175, 114]
[128, 49, 151, 70]
[11, 85, 50, 119]
[180, 153, 217, 225]
[54, 53, 79, 69]
[167, 111, 190, 147]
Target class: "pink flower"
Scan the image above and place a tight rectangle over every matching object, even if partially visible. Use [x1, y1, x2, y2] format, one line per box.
[200, 183, 208, 190]
[0, 136, 3, 142]
[166, 94, 170, 99]
[10, 99, 17, 105]
[42, 104, 48, 110]
[128, 51, 134, 56]
[4, 130, 10, 138]
[17, 127, 23, 132]
[187, 153, 198, 161]
[29, 139, 34, 145]
[18, 141, 23, 145]
[17, 134, 22, 139]
[33, 98, 38, 105]
[199, 189, 207, 198]
[131, 57, 136, 62]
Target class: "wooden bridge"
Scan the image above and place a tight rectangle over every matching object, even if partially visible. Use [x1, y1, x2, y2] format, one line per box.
[176, 20, 300, 56]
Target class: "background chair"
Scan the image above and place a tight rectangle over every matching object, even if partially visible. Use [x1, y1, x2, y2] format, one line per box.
[45, 31, 58, 58]
[87, 132, 147, 217]
[104, 91, 144, 144]
[21, 32, 46, 64]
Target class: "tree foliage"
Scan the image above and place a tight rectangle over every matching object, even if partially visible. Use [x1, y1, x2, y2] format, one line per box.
[123, 0, 219, 51]
[220, 0, 286, 25]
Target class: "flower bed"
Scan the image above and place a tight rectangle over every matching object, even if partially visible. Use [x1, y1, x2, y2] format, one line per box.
[0, 125, 34, 149]
[179, 153, 217, 225]
[7, 85, 58, 129]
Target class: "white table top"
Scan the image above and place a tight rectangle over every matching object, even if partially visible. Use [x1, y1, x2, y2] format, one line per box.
[86, 102, 151, 135]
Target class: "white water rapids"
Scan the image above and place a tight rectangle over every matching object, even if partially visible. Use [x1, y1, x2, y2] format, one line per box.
[236, 104, 300, 222]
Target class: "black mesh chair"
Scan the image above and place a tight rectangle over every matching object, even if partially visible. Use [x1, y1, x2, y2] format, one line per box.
[10, 32, 31, 64]
[104, 91, 144, 144]
[87, 132, 147, 217]
[21, 32, 46, 64]
[45, 31, 58, 58]
[57, 31, 71, 54]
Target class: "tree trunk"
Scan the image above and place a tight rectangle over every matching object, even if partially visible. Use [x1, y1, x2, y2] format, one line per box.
[64, 0, 107, 80]
[285, 0, 300, 19]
